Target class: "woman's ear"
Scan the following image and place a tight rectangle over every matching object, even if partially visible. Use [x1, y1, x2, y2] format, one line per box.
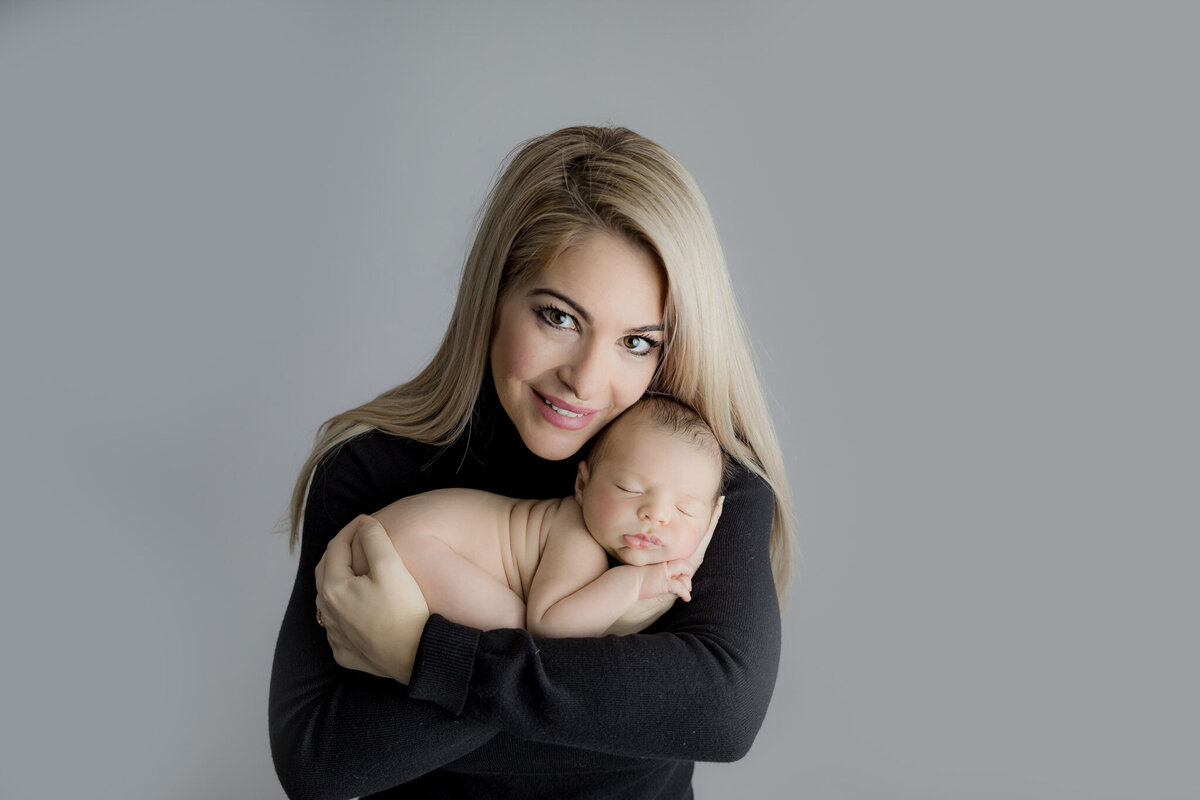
[575, 460, 590, 504]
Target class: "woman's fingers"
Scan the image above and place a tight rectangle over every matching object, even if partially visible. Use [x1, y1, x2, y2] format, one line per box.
[311, 512, 431, 683]
[316, 516, 372, 637]
[315, 555, 392, 679]
[316, 514, 429, 684]
[317, 514, 369, 587]
[354, 515, 402, 572]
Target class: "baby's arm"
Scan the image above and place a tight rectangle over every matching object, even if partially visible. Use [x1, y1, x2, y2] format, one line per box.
[525, 501, 694, 638]
[602, 593, 681, 637]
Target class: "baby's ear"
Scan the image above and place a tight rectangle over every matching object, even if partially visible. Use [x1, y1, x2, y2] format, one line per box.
[710, 495, 725, 523]
[574, 460, 590, 504]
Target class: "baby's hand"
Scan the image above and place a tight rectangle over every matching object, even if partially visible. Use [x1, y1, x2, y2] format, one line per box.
[667, 570, 693, 603]
[639, 559, 695, 602]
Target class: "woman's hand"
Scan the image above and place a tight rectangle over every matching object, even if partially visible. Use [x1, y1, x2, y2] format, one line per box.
[315, 515, 431, 684]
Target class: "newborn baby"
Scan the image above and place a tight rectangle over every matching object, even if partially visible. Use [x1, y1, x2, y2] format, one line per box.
[349, 395, 725, 637]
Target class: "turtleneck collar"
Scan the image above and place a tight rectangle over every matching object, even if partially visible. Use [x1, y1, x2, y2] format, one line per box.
[427, 369, 580, 500]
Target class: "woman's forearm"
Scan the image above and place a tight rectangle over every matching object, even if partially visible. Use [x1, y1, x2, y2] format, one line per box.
[270, 584, 499, 799]
[270, 434, 780, 796]
[269, 439, 500, 798]
[407, 468, 781, 763]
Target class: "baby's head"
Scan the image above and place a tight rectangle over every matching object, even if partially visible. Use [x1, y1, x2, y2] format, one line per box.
[575, 396, 726, 566]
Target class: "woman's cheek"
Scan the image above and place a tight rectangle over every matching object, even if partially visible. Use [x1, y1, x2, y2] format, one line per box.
[491, 316, 539, 383]
[614, 362, 657, 411]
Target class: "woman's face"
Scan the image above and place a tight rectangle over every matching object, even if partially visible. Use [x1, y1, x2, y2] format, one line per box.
[490, 232, 667, 461]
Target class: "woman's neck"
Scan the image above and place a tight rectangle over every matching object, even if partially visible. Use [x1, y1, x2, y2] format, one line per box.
[429, 374, 579, 500]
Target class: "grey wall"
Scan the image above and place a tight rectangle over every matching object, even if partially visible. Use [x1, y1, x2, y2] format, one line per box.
[3, 2, 1196, 798]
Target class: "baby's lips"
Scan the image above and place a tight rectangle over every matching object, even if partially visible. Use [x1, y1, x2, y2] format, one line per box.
[622, 533, 663, 549]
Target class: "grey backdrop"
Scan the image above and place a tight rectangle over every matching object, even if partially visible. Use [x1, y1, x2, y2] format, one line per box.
[3, 2, 1196, 798]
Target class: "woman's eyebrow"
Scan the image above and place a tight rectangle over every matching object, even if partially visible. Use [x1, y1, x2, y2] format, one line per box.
[527, 288, 591, 323]
[526, 288, 664, 332]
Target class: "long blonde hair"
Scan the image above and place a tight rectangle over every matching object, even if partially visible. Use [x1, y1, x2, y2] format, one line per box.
[287, 126, 798, 601]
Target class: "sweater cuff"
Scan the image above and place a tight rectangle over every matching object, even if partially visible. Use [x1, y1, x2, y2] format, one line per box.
[408, 614, 480, 716]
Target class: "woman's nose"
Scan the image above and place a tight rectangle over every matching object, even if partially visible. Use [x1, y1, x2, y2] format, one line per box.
[559, 341, 605, 401]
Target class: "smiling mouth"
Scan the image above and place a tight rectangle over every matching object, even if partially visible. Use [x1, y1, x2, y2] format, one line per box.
[534, 390, 597, 416]
[542, 397, 585, 418]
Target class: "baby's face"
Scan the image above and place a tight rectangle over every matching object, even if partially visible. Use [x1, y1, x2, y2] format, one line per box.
[576, 420, 722, 566]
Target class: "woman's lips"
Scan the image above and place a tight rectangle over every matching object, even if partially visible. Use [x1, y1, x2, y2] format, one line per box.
[533, 389, 598, 431]
[623, 533, 663, 550]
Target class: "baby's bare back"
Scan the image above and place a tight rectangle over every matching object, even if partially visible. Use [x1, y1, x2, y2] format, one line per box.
[371, 488, 560, 600]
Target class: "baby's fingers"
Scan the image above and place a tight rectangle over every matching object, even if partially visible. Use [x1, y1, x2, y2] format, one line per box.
[666, 558, 695, 578]
[669, 573, 692, 602]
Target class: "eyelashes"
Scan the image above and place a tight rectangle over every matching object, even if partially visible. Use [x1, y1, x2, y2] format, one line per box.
[615, 482, 699, 517]
[621, 334, 659, 356]
[537, 304, 578, 332]
[534, 305, 661, 357]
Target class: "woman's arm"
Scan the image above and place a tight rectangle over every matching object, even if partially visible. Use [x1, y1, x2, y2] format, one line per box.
[271, 435, 780, 795]
[268, 434, 500, 800]
[408, 465, 781, 763]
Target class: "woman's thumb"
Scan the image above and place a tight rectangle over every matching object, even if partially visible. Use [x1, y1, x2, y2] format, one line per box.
[355, 516, 400, 568]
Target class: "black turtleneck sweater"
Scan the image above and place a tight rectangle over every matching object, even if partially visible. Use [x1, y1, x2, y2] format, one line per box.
[269, 383, 781, 800]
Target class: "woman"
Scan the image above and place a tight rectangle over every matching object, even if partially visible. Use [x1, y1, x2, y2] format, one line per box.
[269, 125, 796, 799]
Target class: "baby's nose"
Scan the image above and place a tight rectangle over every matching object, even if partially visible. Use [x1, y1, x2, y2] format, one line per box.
[640, 503, 670, 525]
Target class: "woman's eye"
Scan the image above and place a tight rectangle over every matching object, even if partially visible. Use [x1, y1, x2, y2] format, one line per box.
[538, 306, 578, 331]
[622, 335, 658, 356]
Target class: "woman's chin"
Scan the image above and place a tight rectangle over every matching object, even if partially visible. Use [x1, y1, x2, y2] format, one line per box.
[520, 427, 589, 462]
[512, 404, 610, 461]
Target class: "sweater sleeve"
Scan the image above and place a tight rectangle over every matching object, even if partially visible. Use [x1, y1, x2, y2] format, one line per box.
[408, 464, 782, 764]
[270, 435, 783, 797]
[268, 436, 500, 800]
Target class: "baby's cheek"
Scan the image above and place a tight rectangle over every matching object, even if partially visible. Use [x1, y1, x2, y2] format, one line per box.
[673, 528, 703, 559]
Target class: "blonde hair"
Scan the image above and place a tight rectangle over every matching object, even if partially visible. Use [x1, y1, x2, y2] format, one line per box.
[286, 126, 798, 601]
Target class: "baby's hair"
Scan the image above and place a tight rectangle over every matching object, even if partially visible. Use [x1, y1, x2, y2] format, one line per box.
[587, 395, 728, 499]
